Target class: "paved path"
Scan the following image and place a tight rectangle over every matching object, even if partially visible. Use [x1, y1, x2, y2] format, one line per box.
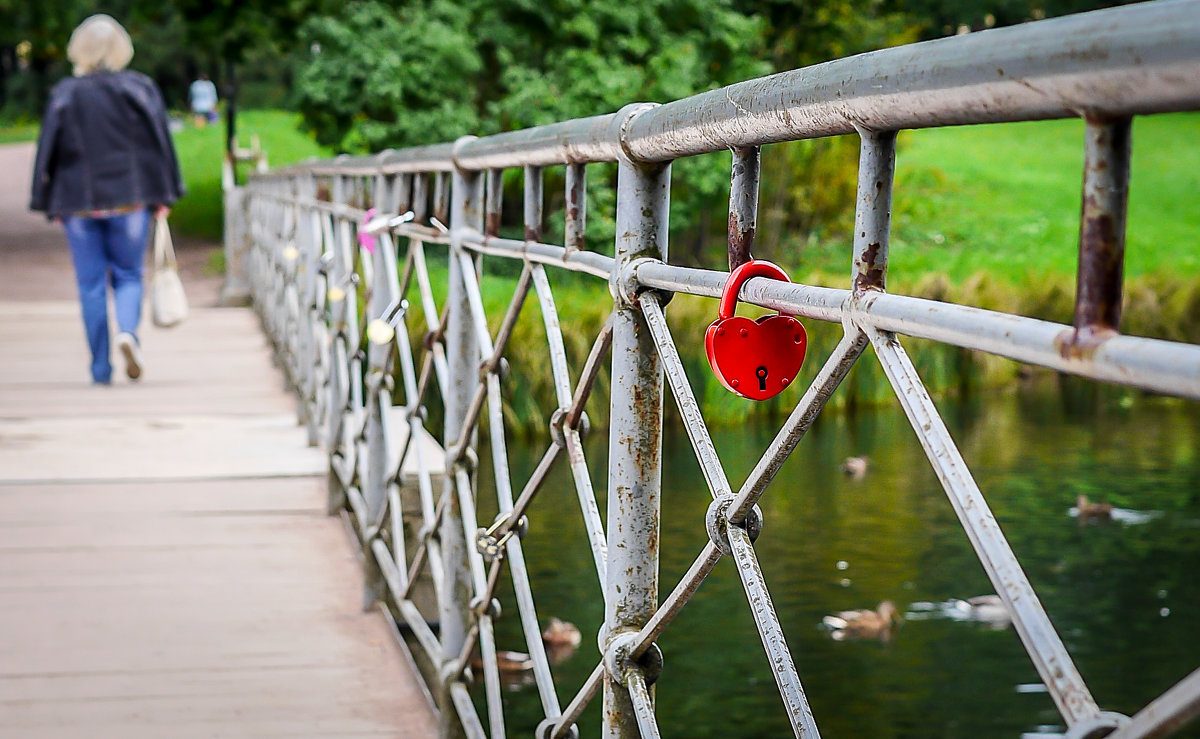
[0, 143, 437, 737]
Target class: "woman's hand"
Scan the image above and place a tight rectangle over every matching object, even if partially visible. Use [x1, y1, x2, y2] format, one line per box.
[154, 205, 171, 219]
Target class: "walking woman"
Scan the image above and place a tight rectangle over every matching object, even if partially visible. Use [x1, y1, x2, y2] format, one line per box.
[29, 14, 183, 384]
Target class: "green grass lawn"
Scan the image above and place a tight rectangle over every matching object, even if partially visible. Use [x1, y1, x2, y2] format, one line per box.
[798, 112, 1200, 287]
[171, 110, 330, 241]
[0, 119, 39, 144]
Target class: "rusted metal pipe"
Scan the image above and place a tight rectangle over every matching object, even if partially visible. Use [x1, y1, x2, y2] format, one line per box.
[852, 131, 896, 292]
[525, 165, 543, 243]
[603, 144, 669, 739]
[440, 165, 483, 739]
[412, 173, 429, 225]
[565, 163, 586, 253]
[1063, 116, 1132, 356]
[728, 146, 759, 270]
[485, 168, 503, 237]
[434, 171, 450, 226]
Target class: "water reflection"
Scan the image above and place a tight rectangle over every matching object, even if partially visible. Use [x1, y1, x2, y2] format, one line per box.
[472, 381, 1200, 737]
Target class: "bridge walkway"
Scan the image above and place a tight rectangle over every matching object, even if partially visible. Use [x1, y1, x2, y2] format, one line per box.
[0, 142, 437, 738]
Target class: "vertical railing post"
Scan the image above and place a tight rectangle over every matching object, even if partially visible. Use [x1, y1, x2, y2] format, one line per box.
[604, 105, 668, 739]
[362, 169, 396, 610]
[326, 173, 350, 514]
[524, 165, 543, 242]
[852, 130, 896, 293]
[485, 169, 503, 238]
[297, 172, 322, 447]
[1068, 116, 1132, 351]
[727, 146, 759, 271]
[440, 146, 482, 739]
[363, 170, 394, 515]
[564, 163, 586, 254]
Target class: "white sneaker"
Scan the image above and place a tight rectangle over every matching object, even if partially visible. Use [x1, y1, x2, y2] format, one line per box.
[115, 332, 143, 381]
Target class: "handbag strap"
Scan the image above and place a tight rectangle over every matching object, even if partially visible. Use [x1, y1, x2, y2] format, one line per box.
[154, 213, 177, 270]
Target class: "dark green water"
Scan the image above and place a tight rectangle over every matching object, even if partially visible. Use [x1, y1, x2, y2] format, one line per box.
[470, 381, 1200, 737]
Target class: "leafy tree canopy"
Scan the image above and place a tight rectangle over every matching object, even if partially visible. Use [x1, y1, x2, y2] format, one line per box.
[294, 0, 769, 152]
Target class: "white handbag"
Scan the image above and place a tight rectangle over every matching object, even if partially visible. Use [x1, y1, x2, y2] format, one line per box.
[150, 213, 188, 328]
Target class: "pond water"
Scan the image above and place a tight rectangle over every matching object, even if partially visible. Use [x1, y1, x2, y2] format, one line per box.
[469, 379, 1200, 737]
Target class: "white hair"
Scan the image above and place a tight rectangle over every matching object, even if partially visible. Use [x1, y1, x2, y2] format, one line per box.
[67, 15, 134, 77]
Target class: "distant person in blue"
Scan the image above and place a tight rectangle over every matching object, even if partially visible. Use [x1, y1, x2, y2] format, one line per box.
[189, 72, 218, 127]
[29, 14, 184, 385]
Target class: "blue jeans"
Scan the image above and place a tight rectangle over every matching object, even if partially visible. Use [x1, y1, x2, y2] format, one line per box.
[63, 209, 151, 383]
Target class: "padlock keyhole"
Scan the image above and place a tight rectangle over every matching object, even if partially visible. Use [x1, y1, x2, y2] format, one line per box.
[756, 366, 768, 391]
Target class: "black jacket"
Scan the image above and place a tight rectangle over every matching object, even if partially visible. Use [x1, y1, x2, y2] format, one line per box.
[30, 70, 184, 218]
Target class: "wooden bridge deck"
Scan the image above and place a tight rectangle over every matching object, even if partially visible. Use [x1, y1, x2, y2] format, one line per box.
[0, 143, 437, 738]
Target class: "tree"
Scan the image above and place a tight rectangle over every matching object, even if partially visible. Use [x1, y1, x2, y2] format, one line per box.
[0, 0, 100, 115]
[294, 0, 769, 265]
[169, 0, 335, 153]
[295, 1, 482, 152]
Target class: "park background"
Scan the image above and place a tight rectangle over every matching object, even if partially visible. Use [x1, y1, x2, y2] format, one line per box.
[5, 3, 1200, 736]
[3, 0, 1198, 430]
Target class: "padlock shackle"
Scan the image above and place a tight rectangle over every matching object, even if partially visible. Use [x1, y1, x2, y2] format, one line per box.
[717, 260, 793, 320]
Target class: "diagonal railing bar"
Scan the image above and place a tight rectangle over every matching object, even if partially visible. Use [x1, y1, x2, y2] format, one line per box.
[402, 487, 450, 603]
[726, 524, 819, 738]
[448, 558, 505, 677]
[631, 541, 722, 659]
[639, 294, 732, 501]
[409, 306, 450, 431]
[412, 241, 451, 400]
[625, 669, 662, 739]
[479, 412, 567, 717]
[393, 324, 440, 527]
[726, 329, 867, 525]
[372, 537, 441, 657]
[472, 265, 567, 717]
[1108, 666, 1200, 739]
[452, 467, 506, 739]
[562, 424, 607, 593]
[864, 324, 1099, 726]
[449, 683, 488, 739]
[398, 242, 417, 305]
[530, 267, 609, 591]
[565, 314, 613, 430]
[455, 250, 497, 358]
[446, 264, 532, 459]
[497, 524, 565, 719]
[551, 663, 606, 739]
[530, 267, 574, 409]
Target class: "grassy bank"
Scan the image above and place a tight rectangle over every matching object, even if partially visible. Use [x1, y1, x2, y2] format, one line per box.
[0, 118, 39, 144]
[799, 113, 1200, 284]
[171, 110, 330, 241]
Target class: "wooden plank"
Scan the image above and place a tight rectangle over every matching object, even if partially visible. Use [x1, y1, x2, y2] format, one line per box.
[0, 477, 438, 736]
[0, 142, 437, 738]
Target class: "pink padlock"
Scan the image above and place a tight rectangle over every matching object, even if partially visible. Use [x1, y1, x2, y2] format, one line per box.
[358, 208, 378, 254]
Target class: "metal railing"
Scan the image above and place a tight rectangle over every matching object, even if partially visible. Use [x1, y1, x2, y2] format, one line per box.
[239, 2, 1200, 736]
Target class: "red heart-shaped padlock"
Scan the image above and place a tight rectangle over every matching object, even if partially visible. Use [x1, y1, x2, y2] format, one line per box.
[704, 260, 807, 401]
